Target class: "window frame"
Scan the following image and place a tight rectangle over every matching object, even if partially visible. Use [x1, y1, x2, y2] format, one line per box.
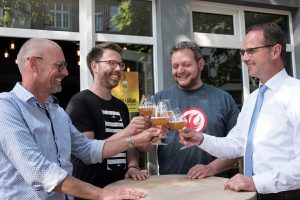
[93, 0, 159, 92]
[190, 1, 295, 98]
[0, 0, 158, 93]
[47, 2, 71, 30]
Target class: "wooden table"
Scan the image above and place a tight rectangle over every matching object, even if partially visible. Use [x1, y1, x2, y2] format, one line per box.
[106, 175, 256, 200]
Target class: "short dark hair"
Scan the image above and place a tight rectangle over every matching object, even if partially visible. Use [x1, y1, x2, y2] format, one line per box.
[246, 22, 286, 61]
[86, 42, 123, 77]
[170, 41, 202, 62]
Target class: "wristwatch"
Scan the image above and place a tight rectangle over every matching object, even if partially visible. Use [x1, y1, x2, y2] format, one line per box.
[126, 136, 135, 148]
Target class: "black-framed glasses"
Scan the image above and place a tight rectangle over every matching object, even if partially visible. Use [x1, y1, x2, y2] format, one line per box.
[35, 56, 67, 72]
[95, 60, 126, 70]
[240, 44, 276, 56]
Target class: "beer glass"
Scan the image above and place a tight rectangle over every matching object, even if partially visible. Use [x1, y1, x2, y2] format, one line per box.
[168, 108, 187, 132]
[150, 102, 170, 145]
[138, 95, 156, 117]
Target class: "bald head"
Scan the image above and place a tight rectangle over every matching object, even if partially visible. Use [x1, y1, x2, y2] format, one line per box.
[17, 38, 62, 73]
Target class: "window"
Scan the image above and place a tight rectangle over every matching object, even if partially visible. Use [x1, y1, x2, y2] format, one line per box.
[192, 12, 234, 35]
[101, 43, 154, 113]
[202, 47, 242, 107]
[245, 11, 290, 43]
[95, 0, 152, 36]
[0, 0, 79, 32]
[0, 7, 3, 24]
[108, 6, 119, 32]
[191, 1, 294, 102]
[0, 0, 156, 172]
[48, 3, 70, 30]
[0, 37, 80, 109]
[95, 6, 104, 31]
[95, 0, 156, 111]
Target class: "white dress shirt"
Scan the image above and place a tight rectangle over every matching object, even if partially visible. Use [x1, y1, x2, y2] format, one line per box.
[200, 69, 300, 194]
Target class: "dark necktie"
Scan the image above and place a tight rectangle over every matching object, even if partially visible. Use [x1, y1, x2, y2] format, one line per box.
[244, 85, 268, 176]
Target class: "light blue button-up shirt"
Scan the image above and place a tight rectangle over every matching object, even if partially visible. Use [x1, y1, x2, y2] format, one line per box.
[0, 83, 105, 200]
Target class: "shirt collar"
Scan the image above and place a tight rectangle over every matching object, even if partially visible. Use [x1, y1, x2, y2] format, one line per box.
[12, 82, 59, 106]
[260, 68, 289, 91]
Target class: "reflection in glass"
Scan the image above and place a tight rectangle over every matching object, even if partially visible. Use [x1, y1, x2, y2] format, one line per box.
[0, 0, 79, 32]
[249, 52, 293, 93]
[48, 3, 70, 30]
[192, 12, 234, 35]
[245, 11, 290, 43]
[245, 11, 292, 92]
[201, 47, 242, 107]
[285, 52, 293, 77]
[102, 42, 154, 113]
[95, 0, 152, 36]
[0, 36, 80, 108]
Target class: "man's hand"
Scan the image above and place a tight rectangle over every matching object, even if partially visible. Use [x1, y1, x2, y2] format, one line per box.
[132, 127, 161, 147]
[125, 168, 149, 181]
[224, 173, 256, 192]
[124, 116, 150, 136]
[99, 187, 146, 200]
[187, 164, 214, 179]
[179, 128, 204, 146]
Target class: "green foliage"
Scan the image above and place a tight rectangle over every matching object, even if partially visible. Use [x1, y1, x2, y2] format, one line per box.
[0, 0, 50, 27]
[204, 48, 241, 87]
[109, 0, 152, 56]
[193, 12, 234, 35]
[111, 0, 152, 36]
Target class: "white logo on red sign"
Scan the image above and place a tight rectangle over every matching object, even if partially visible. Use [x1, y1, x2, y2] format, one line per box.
[182, 108, 207, 132]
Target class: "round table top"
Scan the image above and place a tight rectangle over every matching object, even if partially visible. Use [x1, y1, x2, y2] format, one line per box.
[106, 175, 256, 200]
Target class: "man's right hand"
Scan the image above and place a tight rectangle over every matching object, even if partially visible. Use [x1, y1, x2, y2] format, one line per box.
[179, 128, 204, 146]
[131, 127, 161, 147]
[99, 187, 146, 200]
[124, 116, 150, 136]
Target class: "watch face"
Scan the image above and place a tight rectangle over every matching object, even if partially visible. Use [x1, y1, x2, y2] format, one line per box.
[127, 136, 134, 147]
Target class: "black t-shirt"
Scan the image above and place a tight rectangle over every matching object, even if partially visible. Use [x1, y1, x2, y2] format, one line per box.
[66, 90, 129, 189]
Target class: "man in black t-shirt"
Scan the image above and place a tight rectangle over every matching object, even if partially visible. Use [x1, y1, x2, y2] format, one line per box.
[66, 43, 149, 198]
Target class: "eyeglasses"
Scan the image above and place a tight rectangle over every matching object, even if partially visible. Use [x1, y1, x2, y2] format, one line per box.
[240, 44, 276, 56]
[95, 60, 126, 70]
[35, 56, 67, 72]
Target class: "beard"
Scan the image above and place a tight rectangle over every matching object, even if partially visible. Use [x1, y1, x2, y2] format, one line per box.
[175, 70, 201, 90]
[101, 74, 120, 90]
[108, 80, 119, 89]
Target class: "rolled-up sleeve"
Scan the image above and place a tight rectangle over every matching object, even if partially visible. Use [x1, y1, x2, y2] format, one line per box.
[70, 122, 106, 164]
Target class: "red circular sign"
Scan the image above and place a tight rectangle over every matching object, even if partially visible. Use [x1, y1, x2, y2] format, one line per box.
[182, 108, 207, 132]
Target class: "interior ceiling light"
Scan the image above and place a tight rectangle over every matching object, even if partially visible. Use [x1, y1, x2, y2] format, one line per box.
[10, 41, 15, 50]
[4, 49, 9, 58]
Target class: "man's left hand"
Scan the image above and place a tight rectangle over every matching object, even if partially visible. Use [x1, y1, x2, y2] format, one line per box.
[187, 164, 214, 179]
[224, 173, 256, 192]
[125, 167, 149, 181]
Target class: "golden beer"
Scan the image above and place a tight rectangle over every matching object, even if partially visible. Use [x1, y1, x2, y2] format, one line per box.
[138, 107, 155, 116]
[168, 121, 187, 131]
[150, 117, 169, 127]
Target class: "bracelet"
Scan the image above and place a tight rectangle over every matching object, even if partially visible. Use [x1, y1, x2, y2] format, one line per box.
[126, 136, 135, 148]
[128, 166, 139, 170]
